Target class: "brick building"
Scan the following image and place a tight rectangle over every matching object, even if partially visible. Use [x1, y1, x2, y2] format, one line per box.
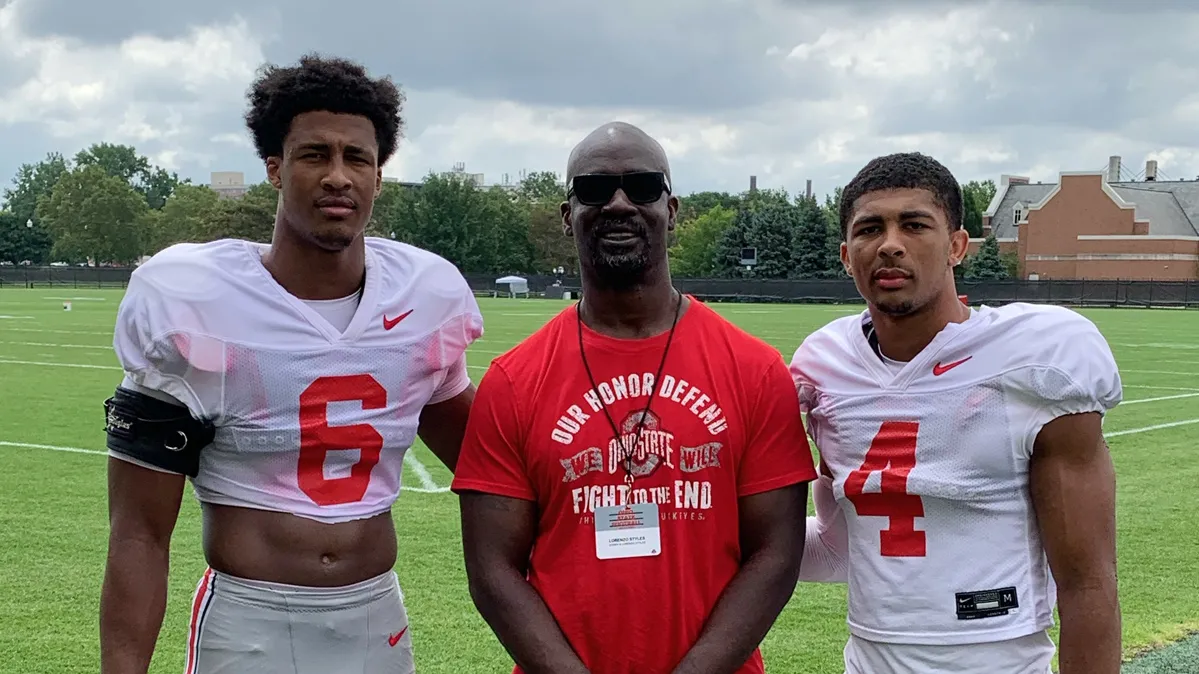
[974, 156, 1199, 280]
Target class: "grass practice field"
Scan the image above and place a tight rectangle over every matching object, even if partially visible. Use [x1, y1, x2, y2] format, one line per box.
[0, 288, 1196, 674]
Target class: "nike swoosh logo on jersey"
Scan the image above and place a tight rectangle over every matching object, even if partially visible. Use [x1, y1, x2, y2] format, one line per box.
[383, 310, 414, 330]
[933, 356, 972, 376]
[389, 626, 408, 647]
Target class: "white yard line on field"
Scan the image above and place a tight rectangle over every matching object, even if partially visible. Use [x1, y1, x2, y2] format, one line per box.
[0, 327, 113, 336]
[1115, 342, 1199, 350]
[0, 358, 118, 370]
[0, 441, 104, 456]
[1121, 392, 1199, 405]
[403, 453, 450, 493]
[0, 355, 490, 376]
[1124, 385, 1199, 392]
[1106, 418, 1199, 437]
[1, 340, 111, 350]
[1119, 369, 1199, 377]
[0, 441, 453, 493]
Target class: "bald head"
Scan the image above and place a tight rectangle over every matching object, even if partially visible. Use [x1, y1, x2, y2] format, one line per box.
[566, 121, 671, 183]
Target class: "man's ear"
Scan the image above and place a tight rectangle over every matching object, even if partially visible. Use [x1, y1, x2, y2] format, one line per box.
[266, 157, 283, 190]
[561, 201, 573, 237]
[949, 227, 970, 267]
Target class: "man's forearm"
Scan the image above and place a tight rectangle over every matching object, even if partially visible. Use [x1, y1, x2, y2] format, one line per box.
[1057, 584, 1122, 674]
[672, 549, 799, 674]
[470, 568, 590, 674]
[99, 540, 170, 674]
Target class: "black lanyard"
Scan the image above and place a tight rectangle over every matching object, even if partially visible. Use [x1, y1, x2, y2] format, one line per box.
[577, 289, 683, 486]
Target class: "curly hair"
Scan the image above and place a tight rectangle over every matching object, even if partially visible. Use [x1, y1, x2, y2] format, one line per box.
[244, 53, 405, 165]
[838, 152, 962, 239]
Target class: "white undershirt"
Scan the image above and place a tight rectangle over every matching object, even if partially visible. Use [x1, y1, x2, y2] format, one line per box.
[302, 289, 362, 333]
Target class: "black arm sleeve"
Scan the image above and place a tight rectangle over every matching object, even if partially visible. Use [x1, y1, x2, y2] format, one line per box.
[104, 386, 215, 477]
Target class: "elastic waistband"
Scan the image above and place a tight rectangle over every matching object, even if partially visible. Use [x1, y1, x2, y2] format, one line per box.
[207, 568, 401, 612]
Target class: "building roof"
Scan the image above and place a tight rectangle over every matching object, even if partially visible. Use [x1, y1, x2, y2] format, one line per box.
[987, 178, 1199, 238]
[987, 183, 1055, 239]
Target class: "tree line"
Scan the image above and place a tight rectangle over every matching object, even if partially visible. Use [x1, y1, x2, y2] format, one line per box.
[0, 143, 1013, 280]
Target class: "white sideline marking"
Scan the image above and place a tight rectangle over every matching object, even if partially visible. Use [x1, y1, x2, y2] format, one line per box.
[44, 296, 106, 301]
[1120, 369, 1199, 377]
[0, 315, 34, 319]
[1125, 385, 1199, 392]
[1106, 419, 1199, 437]
[0, 441, 453, 493]
[1122, 393, 1199, 405]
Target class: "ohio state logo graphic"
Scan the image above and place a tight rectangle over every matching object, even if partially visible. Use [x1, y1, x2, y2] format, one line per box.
[559, 410, 723, 483]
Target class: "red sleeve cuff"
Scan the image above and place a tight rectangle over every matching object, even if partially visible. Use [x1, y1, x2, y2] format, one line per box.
[738, 468, 817, 497]
[450, 478, 537, 502]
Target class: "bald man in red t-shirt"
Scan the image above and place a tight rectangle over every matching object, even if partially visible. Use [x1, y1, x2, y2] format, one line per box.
[451, 122, 817, 674]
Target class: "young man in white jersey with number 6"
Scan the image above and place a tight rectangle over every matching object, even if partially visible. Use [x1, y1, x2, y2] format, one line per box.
[790, 153, 1123, 674]
[99, 54, 482, 674]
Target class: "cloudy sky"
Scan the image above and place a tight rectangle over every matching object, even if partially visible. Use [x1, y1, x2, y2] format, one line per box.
[2, 0, 1197, 202]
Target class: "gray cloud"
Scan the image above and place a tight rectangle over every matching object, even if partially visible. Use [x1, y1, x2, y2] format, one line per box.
[15, 0, 268, 44]
[19, 0, 820, 112]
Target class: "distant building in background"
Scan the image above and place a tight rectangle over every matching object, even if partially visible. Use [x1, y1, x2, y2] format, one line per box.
[978, 156, 1199, 281]
[441, 162, 485, 187]
[207, 171, 248, 199]
[382, 176, 424, 189]
[433, 164, 561, 193]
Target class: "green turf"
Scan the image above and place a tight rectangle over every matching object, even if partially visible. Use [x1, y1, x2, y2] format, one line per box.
[0, 289, 1196, 673]
[1122, 633, 1199, 674]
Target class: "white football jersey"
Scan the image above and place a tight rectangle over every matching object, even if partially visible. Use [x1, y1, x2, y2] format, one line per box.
[111, 237, 483, 524]
[790, 302, 1122, 647]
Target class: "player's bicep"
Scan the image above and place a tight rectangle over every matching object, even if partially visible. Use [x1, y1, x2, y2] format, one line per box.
[459, 492, 538, 574]
[106, 455, 186, 547]
[1030, 411, 1118, 590]
[418, 383, 475, 472]
[104, 384, 214, 478]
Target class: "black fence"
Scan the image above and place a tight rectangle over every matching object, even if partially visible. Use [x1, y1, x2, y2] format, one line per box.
[0, 266, 131, 288]
[465, 274, 1199, 308]
[3, 266, 1197, 308]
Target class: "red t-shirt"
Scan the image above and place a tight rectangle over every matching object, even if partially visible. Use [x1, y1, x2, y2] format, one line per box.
[451, 298, 817, 674]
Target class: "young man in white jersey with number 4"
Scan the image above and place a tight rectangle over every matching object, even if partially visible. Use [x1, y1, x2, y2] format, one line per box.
[99, 54, 482, 674]
[790, 153, 1123, 674]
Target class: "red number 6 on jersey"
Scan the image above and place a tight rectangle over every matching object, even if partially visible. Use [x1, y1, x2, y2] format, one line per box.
[297, 374, 386, 506]
[844, 420, 926, 557]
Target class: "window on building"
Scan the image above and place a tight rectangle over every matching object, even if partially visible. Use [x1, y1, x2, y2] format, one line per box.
[1013, 203, 1026, 224]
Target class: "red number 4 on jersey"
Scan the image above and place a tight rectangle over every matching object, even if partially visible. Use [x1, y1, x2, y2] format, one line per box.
[843, 421, 926, 557]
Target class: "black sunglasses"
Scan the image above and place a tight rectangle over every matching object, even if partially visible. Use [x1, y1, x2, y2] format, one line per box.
[567, 171, 671, 207]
